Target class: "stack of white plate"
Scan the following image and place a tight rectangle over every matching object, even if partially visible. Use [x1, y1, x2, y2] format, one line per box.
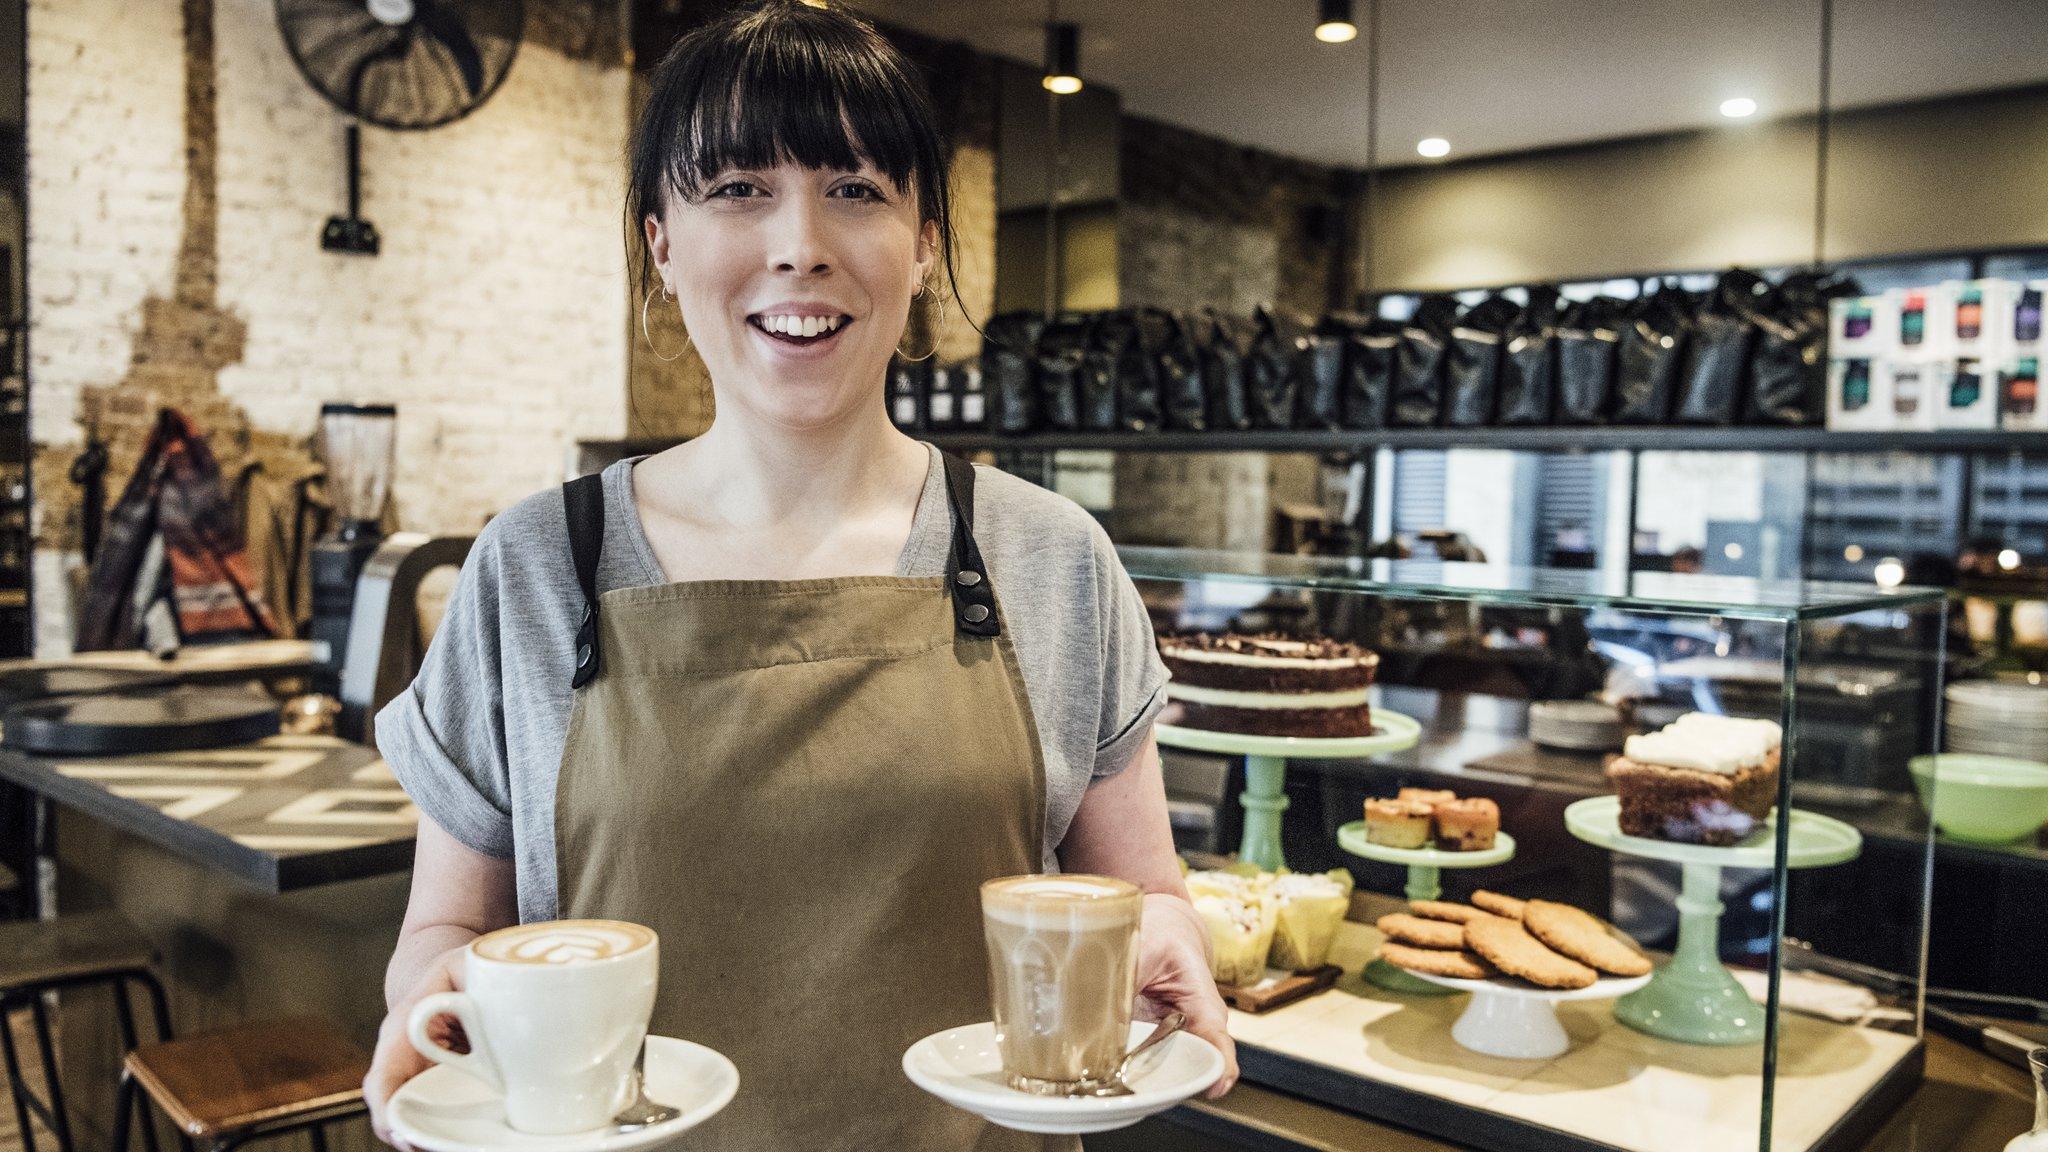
[1945, 680, 2048, 758]
[1529, 700, 1629, 753]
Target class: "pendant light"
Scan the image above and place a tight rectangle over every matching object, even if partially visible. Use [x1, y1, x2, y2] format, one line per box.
[1316, 0, 1357, 43]
[1042, 4, 1081, 96]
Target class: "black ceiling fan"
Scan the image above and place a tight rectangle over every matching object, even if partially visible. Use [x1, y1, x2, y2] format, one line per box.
[276, 0, 524, 254]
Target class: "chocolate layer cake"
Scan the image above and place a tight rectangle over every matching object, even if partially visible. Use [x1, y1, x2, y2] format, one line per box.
[1157, 632, 1379, 738]
[1606, 714, 1783, 846]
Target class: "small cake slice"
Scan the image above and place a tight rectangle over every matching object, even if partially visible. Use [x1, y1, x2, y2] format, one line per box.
[1433, 797, 1500, 851]
[1608, 713, 1781, 846]
[1364, 799, 1432, 849]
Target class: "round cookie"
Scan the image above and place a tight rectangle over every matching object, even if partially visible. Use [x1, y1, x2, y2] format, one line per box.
[1378, 942, 1495, 981]
[1523, 899, 1653, 977]
[1409, 900, 1487, 924]
[1462, 915, 1598, 990]
[1470, 890, 1527, 920]
[1375, 913, 1465, 950]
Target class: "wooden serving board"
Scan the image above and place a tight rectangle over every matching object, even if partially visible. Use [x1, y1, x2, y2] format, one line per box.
[1219, 965, 1342, 1013]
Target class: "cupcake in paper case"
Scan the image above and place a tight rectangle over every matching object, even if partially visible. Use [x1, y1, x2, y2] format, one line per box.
[1190, 887, 1280, 986]
[1268, 869, 1355, 971]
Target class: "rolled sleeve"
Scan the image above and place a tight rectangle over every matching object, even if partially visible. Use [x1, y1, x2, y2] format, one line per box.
[376, 688, 514, 859]
[1090, 528, 1170, 780]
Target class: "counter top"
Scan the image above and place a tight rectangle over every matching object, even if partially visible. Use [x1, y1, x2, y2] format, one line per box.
[0, 733, 415, 891]
[1140, 1030, 2031, 1152]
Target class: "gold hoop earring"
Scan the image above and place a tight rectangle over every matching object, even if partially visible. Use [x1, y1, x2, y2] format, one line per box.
[898, 328, 940, 362]
[640, 283, 692, 364]
[898, 291, 940, 362]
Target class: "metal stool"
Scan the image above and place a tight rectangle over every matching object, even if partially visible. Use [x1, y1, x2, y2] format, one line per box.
[113, 1016, 369, 1152]
[0, 909, 172, 1152]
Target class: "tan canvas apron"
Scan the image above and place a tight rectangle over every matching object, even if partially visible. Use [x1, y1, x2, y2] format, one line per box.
[551, 453, 1068, 1151]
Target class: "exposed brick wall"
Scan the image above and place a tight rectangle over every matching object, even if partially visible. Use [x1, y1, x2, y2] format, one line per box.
[29, 0, 632, 645]
[1112, 115, 1339, 550]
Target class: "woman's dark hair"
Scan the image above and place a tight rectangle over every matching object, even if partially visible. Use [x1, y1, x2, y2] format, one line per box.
[626, 0, 958, 304]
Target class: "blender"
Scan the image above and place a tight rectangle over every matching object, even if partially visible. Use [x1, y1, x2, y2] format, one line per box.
[309, 402, 397, 690]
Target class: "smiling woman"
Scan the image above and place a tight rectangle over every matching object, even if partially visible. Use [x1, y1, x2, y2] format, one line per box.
[626, 0, 960, 418]
[364, 2, 1232, 1149]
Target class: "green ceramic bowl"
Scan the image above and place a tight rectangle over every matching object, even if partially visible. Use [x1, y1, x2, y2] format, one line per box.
[1908, 754, 2048, 844]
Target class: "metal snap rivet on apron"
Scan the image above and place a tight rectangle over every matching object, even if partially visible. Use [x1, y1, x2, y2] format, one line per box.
[956, 570, 982, 587]
[577, 645, 593, 668]
[963, 604, 990, 624]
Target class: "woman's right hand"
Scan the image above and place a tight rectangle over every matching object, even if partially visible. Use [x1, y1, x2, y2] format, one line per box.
[365, 944, 470, 1150]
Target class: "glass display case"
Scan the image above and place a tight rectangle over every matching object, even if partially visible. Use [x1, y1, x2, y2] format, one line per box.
[1124, 547, 1951, 1152]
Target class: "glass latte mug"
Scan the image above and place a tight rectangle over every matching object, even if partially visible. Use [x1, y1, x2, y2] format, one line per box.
[407, 919, 658, 1134]
[981, 874, 1143, 1094]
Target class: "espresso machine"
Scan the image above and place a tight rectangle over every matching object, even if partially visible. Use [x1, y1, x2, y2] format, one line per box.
[309, 402, 396, 691]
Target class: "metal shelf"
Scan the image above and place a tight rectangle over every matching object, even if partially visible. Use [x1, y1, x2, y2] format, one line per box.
[922, 427, 2048, 455]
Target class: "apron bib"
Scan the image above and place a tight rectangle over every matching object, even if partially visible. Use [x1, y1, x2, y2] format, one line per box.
[552, 453, 1067, 1151]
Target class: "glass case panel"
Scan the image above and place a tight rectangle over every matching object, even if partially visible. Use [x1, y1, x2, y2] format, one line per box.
[1134, 548, 1943, 1152]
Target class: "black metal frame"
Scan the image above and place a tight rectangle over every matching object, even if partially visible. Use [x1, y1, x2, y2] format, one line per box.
[1, 966, 174, 1152]
[922, 427, 2048, 454]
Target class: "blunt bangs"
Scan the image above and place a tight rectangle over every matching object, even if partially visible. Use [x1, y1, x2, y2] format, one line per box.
[628, 0, 954, 290]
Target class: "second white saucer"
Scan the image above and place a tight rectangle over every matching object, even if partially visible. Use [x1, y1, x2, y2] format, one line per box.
[903, 1020, 1224, 1135]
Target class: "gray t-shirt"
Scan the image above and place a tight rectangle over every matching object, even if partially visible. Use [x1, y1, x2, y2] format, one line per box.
[375, 444, 1170, 924]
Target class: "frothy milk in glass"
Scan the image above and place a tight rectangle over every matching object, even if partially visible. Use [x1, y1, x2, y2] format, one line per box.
[981, 874, 1142, 1094]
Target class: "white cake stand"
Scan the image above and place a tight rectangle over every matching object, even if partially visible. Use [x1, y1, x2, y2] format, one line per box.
[1564, 795, 1863, 1045]
[1336, 825, 1516, 996]
[1155, 711, 1421, 873]
[1403, 968, 1653, 1060]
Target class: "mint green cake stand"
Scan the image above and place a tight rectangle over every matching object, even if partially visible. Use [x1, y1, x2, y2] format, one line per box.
[1154, 712, 1422, 874]
[1563, 796, 1862, 1045]
[1338, 824, 1517, 996]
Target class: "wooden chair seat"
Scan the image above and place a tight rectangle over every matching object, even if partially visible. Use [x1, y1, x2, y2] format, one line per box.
[0, 909, 156, 994]
[123, 1016, 368, 1140]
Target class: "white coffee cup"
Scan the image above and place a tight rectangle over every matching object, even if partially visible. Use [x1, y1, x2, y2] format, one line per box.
[407, 919, 659, 1135]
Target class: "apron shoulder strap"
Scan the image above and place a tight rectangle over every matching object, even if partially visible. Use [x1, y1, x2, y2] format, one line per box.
[939, 452, 1000, 639]
[563, 472, 605, 688]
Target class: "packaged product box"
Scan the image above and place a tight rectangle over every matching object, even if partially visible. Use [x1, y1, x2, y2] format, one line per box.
[2001, 354, 2044, 431]
[1931, 357, 1999, 429]
[1826, 357, 1889, 431]
[1828, 294, 1897, 359]
[1888, 285, 1955, 358]
[2015, 282, 2044, 354]
[1882, 358, 1942, 431]
[1940, 279, 2021, 360]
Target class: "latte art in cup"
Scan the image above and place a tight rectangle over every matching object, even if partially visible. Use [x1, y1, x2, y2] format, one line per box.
[981, 874, 1142, 1095]
[473, 920, 656, 966]
[407, 918, 659, 1135]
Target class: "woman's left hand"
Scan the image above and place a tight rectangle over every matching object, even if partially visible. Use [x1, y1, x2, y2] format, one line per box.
[1134, 893, 1237, 1098]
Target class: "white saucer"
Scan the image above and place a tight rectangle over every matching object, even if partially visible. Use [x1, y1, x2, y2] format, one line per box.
[388, 1035, 738, 1152]
[903, 1020, 1225, 1135]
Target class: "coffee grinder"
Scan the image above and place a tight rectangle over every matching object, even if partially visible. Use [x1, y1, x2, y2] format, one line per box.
[309, 402, 396, 691]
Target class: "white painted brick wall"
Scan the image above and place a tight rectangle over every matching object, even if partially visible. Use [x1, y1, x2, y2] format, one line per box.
[30, 0, 631, 537]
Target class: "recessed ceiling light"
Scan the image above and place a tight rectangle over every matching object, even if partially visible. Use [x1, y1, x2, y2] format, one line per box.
[1720, 97, 1758, 119]
[1416, 137, 1450, 159]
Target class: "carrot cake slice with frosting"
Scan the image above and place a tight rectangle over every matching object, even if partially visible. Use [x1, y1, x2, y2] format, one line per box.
[1605, 712, 1782, 845]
